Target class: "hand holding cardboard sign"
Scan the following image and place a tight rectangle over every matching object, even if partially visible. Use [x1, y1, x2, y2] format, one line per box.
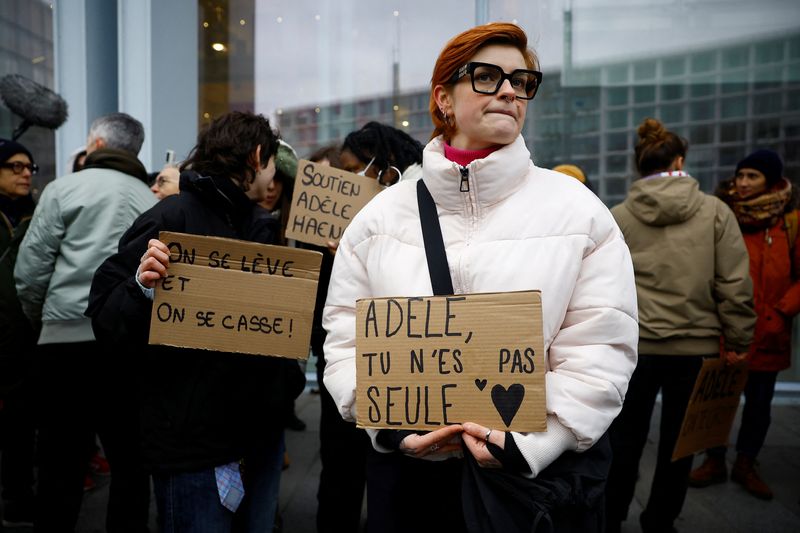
[462, 422, 504, 469]
[398, 424, 463, 459]
[721, 350, 748, 366]
[138, 238, 170, 288]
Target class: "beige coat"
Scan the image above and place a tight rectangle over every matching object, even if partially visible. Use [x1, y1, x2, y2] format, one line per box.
[612, 175, 756, 355]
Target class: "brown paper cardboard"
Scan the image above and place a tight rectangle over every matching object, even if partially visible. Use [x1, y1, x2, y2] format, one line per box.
[672, 358, 748, 461]
[285, 159, 384, 247]
[355, 291, 546, 432]
[148, 232, 322, 359]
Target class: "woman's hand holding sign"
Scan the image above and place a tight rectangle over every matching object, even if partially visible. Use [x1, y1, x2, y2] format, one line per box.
[138, 238, 170, 288]
[462, 422, 504, 468]
[399, 425, 464, 459]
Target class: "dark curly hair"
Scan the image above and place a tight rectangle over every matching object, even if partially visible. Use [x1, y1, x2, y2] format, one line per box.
[342, 122, 423, 175]
[182, 111, 279, 189]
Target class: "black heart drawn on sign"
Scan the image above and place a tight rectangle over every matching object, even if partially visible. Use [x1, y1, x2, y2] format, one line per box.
[475, 379, 487, 391]
[491, 384, 525, 427]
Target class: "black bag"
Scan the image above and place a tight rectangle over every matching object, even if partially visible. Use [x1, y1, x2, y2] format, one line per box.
[416, 179, 611, 533]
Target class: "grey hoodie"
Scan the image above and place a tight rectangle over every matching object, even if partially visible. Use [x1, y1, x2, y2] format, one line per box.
[611, 174, 756, 355]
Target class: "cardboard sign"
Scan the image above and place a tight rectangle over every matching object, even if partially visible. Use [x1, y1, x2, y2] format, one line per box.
[148, 232, 322, 359]
[355, 291, 546, 432]
[285, 159, 384, 247]
[672, 358, 748, 461]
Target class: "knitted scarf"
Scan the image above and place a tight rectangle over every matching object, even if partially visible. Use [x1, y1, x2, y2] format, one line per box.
[716, 177, 793, 230]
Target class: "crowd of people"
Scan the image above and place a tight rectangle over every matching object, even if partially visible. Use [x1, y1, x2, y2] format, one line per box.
[0, 21, 796, 533]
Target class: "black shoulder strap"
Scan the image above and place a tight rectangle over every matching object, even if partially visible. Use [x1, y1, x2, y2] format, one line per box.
[417, 179, 454, 296]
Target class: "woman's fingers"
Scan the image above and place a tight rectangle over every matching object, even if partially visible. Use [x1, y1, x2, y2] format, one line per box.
[399, 425, 464, 458]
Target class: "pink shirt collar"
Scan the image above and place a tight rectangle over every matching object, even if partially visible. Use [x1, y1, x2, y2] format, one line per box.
[443, 143, 500, 167]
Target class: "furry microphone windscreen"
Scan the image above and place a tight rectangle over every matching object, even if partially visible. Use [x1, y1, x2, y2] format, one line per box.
[0, 74, 68, 139]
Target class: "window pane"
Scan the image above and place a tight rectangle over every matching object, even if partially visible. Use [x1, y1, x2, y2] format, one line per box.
[607, 87, 628, 106]
[662, 57, 685, 77]
[691, 52, 715, 73]
[607, 109, 628, 129]
[607, 154, 629, 174]
[660, 103, 684, 124]
[753, 93, 781, 114]
[607, 65, 628, 83]
[632, 106, 656, 125]
[690, 100, 715, 121]
[755, 41, 784, 64]
[720, 96, 747, 118]
[572, 136, 600, 156]
[634, 86, 655, 104]
[606, 132, 629, 152]
[720, 122, 747, 143]
[720, 71, 748, 94]
[690, 124, 714, 145]
[661, 84, 684, 101]
[722, 46, 749, 69]
[634, 62, 656, 81]
[605, 177, 629, 196]
[690, 79, 715, 98]
[756, 118, 780, 140]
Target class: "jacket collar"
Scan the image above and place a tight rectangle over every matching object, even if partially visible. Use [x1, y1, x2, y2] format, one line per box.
[422, 135, 532, 212]
[179, 170, 254, 234]
[82, 148, 148, 184]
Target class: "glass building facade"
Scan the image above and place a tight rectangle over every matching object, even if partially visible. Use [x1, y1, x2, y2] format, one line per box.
[278, 29, 800, 208]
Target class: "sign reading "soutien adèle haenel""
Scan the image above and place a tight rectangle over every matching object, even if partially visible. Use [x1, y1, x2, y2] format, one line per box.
[285, 159, 384, 247]
[148, 232, 322, 359]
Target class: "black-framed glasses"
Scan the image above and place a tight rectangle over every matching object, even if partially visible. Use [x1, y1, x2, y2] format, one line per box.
[449, 62, 542, 100]
[1, 161, 38, 175]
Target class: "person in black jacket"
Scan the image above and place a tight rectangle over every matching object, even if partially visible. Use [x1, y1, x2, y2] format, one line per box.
[86, 111, 304, 533]
[0, 138, 37, 528]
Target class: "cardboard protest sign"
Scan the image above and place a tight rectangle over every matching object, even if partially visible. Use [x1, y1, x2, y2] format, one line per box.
[672, 358, 748, 461]
[355, 291, 546, 432]
[148, 232, 322, 359]
[285, 159, 384, 247]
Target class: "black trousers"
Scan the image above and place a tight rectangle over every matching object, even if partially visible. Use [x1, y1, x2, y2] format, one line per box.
[708, 369, 779, 460]
[315, 334, 370, 533]
[366, 449, 465, 533]
[34, 341, 150, 533]
[605, 354, 704, 528]
[0, 374, 36, 508]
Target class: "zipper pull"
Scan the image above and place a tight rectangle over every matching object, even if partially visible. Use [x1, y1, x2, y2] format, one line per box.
[459, 166, 470, 192]
[766, 230, 773, 246]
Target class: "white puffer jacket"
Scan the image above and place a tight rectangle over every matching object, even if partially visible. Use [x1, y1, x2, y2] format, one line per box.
[323, 135, 638, 477]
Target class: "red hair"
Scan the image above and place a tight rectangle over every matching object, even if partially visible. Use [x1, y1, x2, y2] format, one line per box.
[429, 23, 538, 142]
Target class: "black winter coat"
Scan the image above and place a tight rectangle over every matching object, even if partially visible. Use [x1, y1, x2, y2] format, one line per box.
[86, 171, 305, 472]
[0, 193, 37, 394]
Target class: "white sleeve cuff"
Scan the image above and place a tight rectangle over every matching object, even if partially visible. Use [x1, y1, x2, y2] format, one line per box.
[512, 415, 579, 478]
[135, 266, 155, 301]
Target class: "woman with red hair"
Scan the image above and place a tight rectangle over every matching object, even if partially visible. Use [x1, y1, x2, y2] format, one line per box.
[323, 23, 638, 532]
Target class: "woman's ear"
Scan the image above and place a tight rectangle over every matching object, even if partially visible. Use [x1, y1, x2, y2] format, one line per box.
[433, 85, 452, 117]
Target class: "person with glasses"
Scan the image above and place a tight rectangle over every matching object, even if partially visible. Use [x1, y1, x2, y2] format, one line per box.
[322, 23, 637, 532]
[150, 164, 180, 200]
[14, 112, 156, 533]
[0, 138, 38, 528]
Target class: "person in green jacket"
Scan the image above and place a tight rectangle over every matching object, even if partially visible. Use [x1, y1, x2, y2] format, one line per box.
[0, 138, 37, 528]
[604, 118, 756, 533]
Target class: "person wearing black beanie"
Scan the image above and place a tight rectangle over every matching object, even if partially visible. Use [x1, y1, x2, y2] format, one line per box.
[735, 149, 784, 190]
[0, 137, 37, 528]
[692, 150, 798, 501]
